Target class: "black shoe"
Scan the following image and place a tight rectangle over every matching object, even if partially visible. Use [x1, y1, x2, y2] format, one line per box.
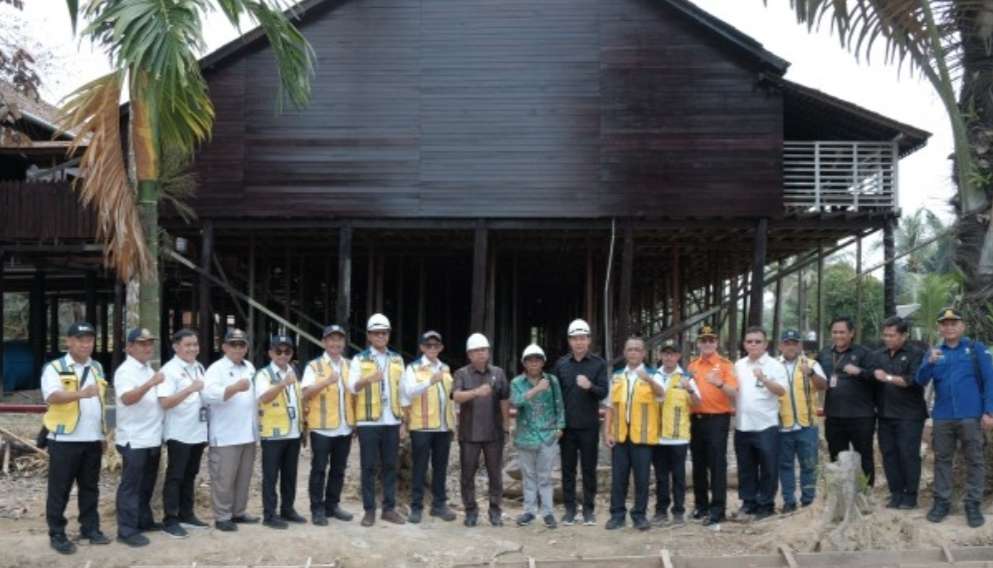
[117, 533, 150, 547]
[361, 511, 375, 527]
[543, 514, 557, 529]
[927, 501, 950, 523]
[605, 517, 625, 530]
[464, 513, 478, 527]
[162, 523, 188, 539]
[782, 503, 798, 514]
[561, 509, 577, 526]
[232, 514, 260, 524]
[179, 515, 209, 529]
[82, 530, 111, 545]
[899, 495, 918, 510]
[691, 508, 707, 520]
[489, 510, 503, 527]
[382, 509, 406, 524]
[886, 496, 901, 509]
[430, 506, 457, 522]
[651, 512, 668, 527]
[753, 509, 774, 521]
[966, 502, 985, 528]
[281, 510, 307, 524]
[214, 520, 238, 532]
[516, 512, 535, 526]
[312, 512, 329, 526]
[140, 521, 163, 532]
[703, 516, 723, 528]
[671, 512, 685, 525]
[49, 534, 76, 555]
[408, 508, 423, 524]
[328, 506, 354, 522]
[582, 511, 597, 526]
[800, 501, 813, 508]
[263, 517, 289, 530]
[633, 517, 651, 531]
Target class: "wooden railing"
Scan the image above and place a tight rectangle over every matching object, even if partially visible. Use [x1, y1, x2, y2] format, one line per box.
[0, 181, 96, 241]
[783, 141, 898, 212]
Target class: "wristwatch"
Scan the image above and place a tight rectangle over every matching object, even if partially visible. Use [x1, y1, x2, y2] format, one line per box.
[885, 374, 894, 383]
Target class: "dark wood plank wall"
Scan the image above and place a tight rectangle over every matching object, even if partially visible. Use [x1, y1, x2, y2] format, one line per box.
[190, 0, 783, 219]
[0, 182, 96, 240]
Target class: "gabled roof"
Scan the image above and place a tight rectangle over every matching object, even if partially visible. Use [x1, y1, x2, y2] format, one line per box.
[197, 0, 791, 76]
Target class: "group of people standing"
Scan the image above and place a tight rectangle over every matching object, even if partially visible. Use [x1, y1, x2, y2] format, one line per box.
[38, 307, 993, 555]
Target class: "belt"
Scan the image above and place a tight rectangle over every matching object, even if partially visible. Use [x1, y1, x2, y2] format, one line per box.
[691, 413, 732, 420]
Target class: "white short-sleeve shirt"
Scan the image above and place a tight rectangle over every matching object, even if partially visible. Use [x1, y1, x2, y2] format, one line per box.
[156, 356, 208, 444]
[301, 353, 352, 438]
[202, 356, 257, 447]
[114, 355, 165, 449]
[734, 353, 789, 432]
[41, 355, 104, 442]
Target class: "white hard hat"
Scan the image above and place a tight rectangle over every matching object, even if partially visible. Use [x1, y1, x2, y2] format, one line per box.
[521, 344, 546, 362]
[568, 318, 591, 337]
[367, 313, 391, 332]
[466, 333, 491, 352]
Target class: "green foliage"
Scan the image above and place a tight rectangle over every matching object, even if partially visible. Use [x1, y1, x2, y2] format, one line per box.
[913, 273, 960, 343]
[782, 262, 884, 345]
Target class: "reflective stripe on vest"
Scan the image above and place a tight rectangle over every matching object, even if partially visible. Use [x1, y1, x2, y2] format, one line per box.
[609, 369, 660, 445]
[659, 373, 692, 441]
[303, 358, 354, 430]
[779, 357, 815, 429]
[408, 364, 455, 431]
[355, 354, 404, 422]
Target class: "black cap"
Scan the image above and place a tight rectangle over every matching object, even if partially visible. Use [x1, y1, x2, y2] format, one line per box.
[936, 307, 963, 323]
[67, 322, 96, 338]
[780, 329, 802, 342]
[322, 324, 346, 339]
[224, 328, 249, 344]
[126, 328, 156, 343]
[269, 334, 294, 349]
[659, 339, 680, 353]
[420, 330, 443, 344]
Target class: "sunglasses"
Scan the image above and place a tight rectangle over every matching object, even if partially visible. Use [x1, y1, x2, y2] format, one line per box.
[273, 348, 293, 356]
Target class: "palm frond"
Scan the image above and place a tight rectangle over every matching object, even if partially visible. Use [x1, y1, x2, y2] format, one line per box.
[159, 148, 199, 223]
[57, 72, 152, 281]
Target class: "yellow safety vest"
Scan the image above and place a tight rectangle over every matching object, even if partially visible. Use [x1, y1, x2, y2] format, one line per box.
[659, 371, 693, 442]
[779, 356, 816, 429]
[406, 360, 455, 431]
[354, 350, 404, 422]
[255, 366, 304, 439]
[609, 368, 660, 445]
[42, 358, 109, 436]
[303, 357, 355, 430]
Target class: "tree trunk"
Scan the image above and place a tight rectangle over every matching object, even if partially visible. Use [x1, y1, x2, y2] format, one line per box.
[131, 77, 162, 367]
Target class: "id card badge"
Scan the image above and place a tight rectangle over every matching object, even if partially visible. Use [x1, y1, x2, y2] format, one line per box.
[198, 407, 209, 423]
[288, 406, 297, 420]
[830, 374, 838, 389]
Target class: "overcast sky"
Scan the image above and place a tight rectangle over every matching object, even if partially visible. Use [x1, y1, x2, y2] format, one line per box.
[16, 0, 954, 224]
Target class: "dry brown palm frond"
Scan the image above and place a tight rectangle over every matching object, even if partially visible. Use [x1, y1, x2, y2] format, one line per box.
[57, 72, 151, 281]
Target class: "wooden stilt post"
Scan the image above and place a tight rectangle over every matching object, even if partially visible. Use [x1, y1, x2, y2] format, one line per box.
[748, 218, 768, 327]
[772, 260, 783, 355]
[198, 221, 214, 364]
[585, 243, 594, 327]
[727, 272, 739, 358]
[248, 235, 256, 344]
[817, 242, 825, 349]
[375, 255, 384, 314]
[0, 252, 5, 394]
[85, 270, 97, 326]
[471, 222, 488, 333]
[396, 257, 404, 353]
[485, 248, 497, 343]
[618, 226, 634, 351]
[511, 252, 519, 364]
[798, 265, 807, 336]
[113, 279, 124, 370]
[49, 293, 59, 358]
[884, 219, 896, 317]
[283, 245, 292, 328]
[324, 248, 332, 325]
[855, 235, 863, 339]
[366, 244, 375, 321]
[417, 257, 426, 335]
[671, 247, 681, 344]
[337, 225, 353, 337]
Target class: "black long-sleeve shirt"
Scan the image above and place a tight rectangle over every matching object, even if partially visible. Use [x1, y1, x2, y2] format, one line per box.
[552, 353, 608, 430]
[868, 343, 927, 420]
[817, 343, 876, 418]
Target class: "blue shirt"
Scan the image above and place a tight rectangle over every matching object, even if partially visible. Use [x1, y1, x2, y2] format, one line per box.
[916, 337, 993, 419]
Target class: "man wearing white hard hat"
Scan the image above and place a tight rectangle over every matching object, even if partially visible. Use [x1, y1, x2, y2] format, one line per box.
[552, 318, 608, 526]
[348, 314, 406, 527]
[511, 344, 565, 529]
[452, 333, 510, 527]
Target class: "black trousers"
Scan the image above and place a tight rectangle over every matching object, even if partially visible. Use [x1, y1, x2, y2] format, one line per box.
[459, 439, 504, 515]
[653, 444, 688, 515]
[608, 441, 653, 521]
[825, 416, 876, 486]
[733, 427, 780, 514]
[357, 425, 400, 512]
[559, 427, 599, 514]
[410, 430, 452, 510]
[309, 432, 352, 515]
[877, 418, 924, 501]
[116, 444, 161, 538]
[690, 413, 731, 521]
[261, 437, 301, 519]
[46, 440, 103, 537]
[163, 440, 206, 525]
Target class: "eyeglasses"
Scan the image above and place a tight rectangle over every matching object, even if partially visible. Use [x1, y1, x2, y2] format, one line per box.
[273, 348, 293, 356]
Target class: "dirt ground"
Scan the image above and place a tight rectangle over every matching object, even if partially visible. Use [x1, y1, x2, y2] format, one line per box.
[2, 412, 993, 568]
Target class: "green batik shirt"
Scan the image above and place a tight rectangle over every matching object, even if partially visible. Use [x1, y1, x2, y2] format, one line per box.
[510, 372, 565, 450]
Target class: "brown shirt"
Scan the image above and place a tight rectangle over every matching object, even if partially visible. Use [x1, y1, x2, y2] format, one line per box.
[453, 364, 509, 443]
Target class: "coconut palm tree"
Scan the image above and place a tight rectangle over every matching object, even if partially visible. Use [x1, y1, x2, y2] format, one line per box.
[770, 1, 993, 311]
[58, 0, 314, 342]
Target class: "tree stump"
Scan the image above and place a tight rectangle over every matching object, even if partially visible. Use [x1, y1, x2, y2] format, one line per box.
[818, 449, 872, 551]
